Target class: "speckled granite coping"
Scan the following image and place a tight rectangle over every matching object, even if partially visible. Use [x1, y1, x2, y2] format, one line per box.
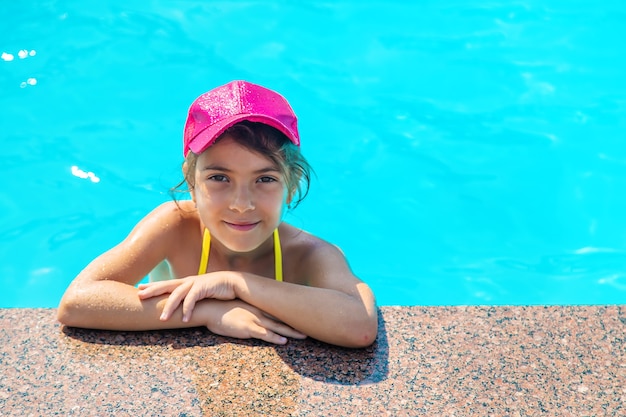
[0, 306, 624, 416]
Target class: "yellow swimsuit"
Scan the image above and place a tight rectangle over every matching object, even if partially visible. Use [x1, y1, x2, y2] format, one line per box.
[197, 228, 283, 281]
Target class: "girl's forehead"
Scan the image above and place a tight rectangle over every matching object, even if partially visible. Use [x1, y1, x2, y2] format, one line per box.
[197, 137, 279, 170]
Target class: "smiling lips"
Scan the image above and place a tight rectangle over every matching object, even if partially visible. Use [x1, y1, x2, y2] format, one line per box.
[224, 221, 260, 231]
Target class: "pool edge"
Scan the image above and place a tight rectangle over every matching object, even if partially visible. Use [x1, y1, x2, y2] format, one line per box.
[1, 306, 623, 415]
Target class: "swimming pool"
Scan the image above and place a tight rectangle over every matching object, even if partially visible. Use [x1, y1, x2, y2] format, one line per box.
[2, 1, 625, 307]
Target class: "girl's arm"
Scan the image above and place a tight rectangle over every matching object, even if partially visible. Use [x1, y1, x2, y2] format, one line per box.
[59, 272, 203, 331]
[236, 242, 377, 348]
[58, 202, 182, 329]
[140, 242, 378, 348]
[236, 270, 377, 348]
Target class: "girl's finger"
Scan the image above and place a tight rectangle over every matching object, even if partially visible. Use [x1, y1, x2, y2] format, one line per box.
[181, 286, 204, 323]
[262, 319, 307, 340]
[249, 324, 288, 345]
[138, 280, 180, 291]
[137, 280, 183, 299]
[160, 281, 193, 321]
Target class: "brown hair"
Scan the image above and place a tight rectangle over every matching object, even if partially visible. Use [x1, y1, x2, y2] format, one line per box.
[172, 121, 312, 209]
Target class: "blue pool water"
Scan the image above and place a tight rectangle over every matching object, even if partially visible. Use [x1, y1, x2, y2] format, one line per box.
[1, 1, 626, 307]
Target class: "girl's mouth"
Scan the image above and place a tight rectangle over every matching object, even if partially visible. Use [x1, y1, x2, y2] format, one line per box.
[224, 221, 259, 232]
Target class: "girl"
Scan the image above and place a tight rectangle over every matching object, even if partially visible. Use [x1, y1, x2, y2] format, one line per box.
[58, 80, 378, 348]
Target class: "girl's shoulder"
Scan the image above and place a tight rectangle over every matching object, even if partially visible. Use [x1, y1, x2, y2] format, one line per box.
[146, 200, 199, 223]
[130, 200, 200, 241]
[280, 223, 357, 286]
[124, 200, 202, 275]
[279, 223, 346, 262]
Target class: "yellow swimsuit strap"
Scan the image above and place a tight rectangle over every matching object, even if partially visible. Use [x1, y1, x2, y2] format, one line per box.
[197, 228, 283, 282]
[273, 228, 283, 282]
[197, 228, 211, 276]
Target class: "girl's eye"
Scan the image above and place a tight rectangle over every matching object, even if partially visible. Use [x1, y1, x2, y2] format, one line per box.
[208, 174, 228, 182]
[257, 176, 277, 183]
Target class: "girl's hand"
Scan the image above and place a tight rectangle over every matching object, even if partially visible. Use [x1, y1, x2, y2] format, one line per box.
[207, 300, 307, 345]
[137, 273, 237, 322]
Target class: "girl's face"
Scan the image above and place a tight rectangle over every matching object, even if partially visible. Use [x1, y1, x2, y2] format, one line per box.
[191, 135, 288, 254]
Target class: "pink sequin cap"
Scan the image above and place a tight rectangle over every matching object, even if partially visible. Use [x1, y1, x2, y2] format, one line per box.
[183, 80, 300, 156]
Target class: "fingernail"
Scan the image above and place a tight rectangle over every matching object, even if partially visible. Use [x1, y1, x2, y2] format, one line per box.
[160, 313, 167, 321]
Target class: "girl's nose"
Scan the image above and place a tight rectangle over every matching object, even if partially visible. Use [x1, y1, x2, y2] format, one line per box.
[229, 185, 255, 212]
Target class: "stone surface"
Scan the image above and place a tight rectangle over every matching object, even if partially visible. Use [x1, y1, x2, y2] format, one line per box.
[0, 306, 624, 416]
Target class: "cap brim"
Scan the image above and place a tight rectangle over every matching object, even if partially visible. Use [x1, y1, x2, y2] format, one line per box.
[187, 114, 299, 155]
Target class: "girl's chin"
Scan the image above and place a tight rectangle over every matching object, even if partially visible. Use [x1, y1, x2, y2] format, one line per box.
[217, 234, 268, 254]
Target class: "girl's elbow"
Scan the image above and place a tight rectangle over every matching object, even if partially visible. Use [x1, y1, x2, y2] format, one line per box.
[348, 331, 377, 348]
[347, 286, 378, 347]
[57, 301, 74, 327]
[342, 317, 379, 348]
[57, 293, 83, 327]
[57, 308, 73, 327]
[358, 321, 379, 347]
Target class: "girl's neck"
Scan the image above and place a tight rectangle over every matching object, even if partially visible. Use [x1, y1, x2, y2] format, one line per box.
[209, 231, 276, 271]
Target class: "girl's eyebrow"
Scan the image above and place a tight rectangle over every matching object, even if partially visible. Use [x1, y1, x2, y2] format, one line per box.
[200, 164, 231, 172]
[200, 164, 280, 174]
